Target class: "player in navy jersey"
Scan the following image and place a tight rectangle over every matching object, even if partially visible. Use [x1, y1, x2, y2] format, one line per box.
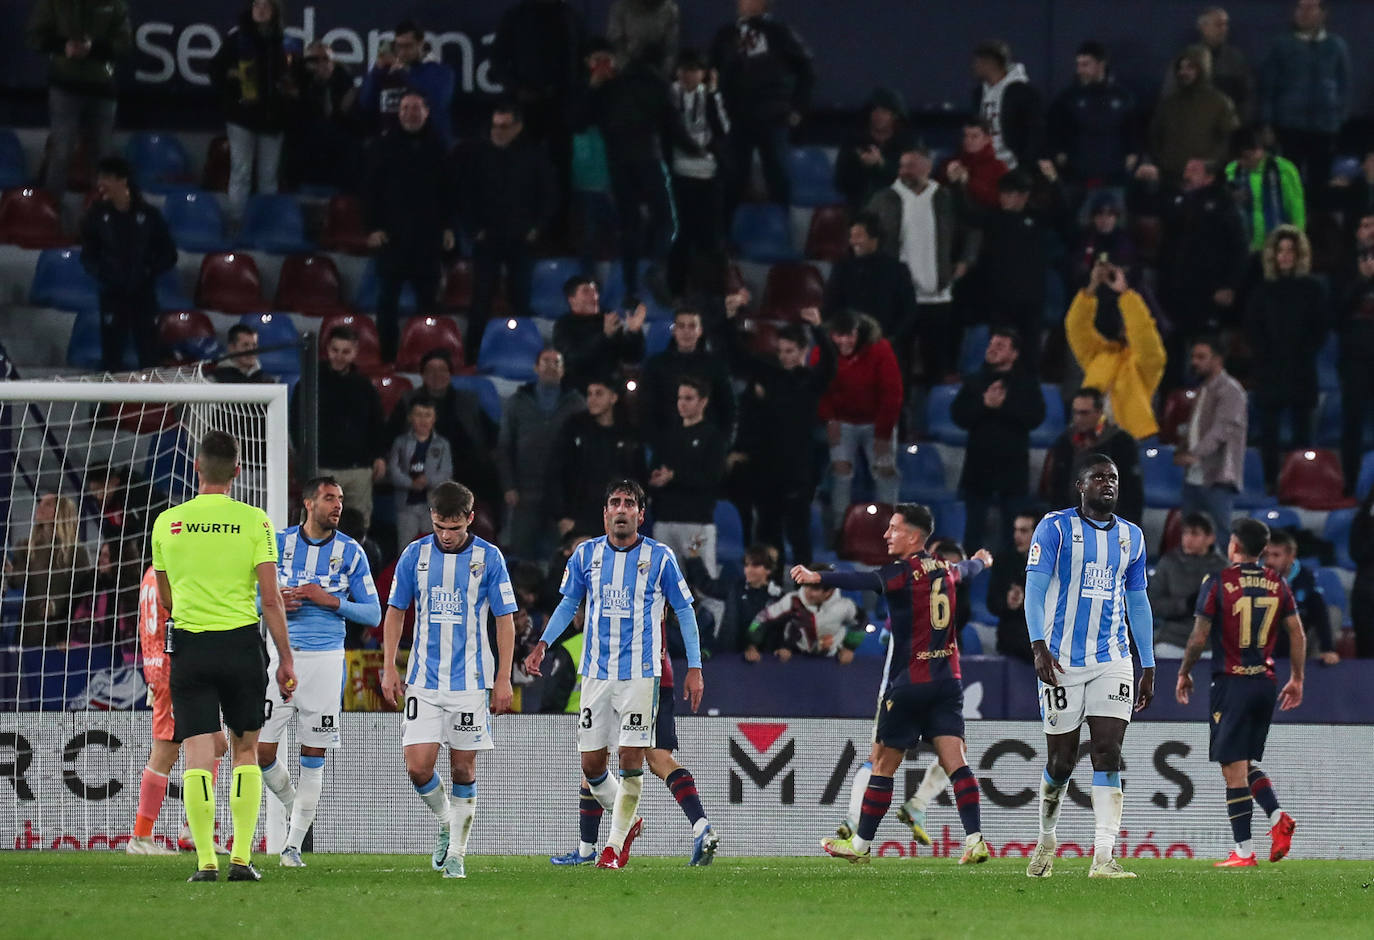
[258, 477, 381, 868]
[1176, 517, 1304, 867]
[1024, 453, 1155, 880]
[791, 503, 994, 865]
[381, 482, 518, 880]
[524, 479, 705, 870]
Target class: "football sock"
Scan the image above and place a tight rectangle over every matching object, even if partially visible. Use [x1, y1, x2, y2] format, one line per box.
[1039, 769, 1069, 838]
[229, 764, 263, 867]
[950, 765, 982, 839]
[607, 769, 644, 852]
[587, 769, 620, 813]
[414, 772, 450, 824]
[847, 761, 872, 826]
[134, 768, 168, 838]
[183, 769, 217, 870]
[666, 768, 707, 828]
[1247, 767, 1282, 824]
[853, 774, 894, 852]
[448, 781, 477, 858]
[578, 783, 603, 854]
[1226, 786, 1254, 856]
[905, 757, 948, 814]
[286, 755, 325, 852]
[262, 759, 296, 811]
[1090, 770, 1123, 864]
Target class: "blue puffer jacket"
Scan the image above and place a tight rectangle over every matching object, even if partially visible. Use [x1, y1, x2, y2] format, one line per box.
[1261, 31, 1349, 133]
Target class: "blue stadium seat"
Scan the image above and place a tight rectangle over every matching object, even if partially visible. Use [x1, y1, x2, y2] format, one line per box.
[898, 443, 952, 503]
[1140, 443, 1184, 509]
[1029, 384, 1066, 448]
[925, 384, 965, 445]
[528, 257, 583, 318]
[237, 194, 313, 253]
[1235, 447, 1277, 509]
[1253, 506, 1301, 531]
[958, 324, 989, 377]
[967, 572, 992, 624]
[715, 501, 745, 567]
[642, 319, 673, 358]
[1316, 390, 1342, 446]
[125, 132, 192, 193]
[852, 623, 888, 658]
[67, 309, 135, 370]
[0, 128, 27, 188]
[1324, 508, 1357, 571]
[600, 260, 674, 318]
[928, 499, 966, 545]
[156, 269, 193, 312]
[1318, 332, 1339, 393]
[451, 375, 503, 425]
[730, 203, 799, 263]
[1358, 451, 1374, 500]
[353, 258, 417, 313]
[162, 189, 230, 252]
[239, 313, 300, 375]
[477, 317, 544, 380]
[30, 247, 98, 310]
[787, 146, 842, 207]
[959, 623, 984, 654]
[1313, 566, 1351, 627]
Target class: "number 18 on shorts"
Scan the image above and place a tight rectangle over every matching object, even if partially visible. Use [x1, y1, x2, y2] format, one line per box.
[1037, 658, 1135, 733]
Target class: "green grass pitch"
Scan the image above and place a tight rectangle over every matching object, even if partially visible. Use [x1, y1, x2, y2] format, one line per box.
[4, 854, 1371, 939]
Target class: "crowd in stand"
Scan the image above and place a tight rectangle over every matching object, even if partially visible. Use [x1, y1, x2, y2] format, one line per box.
[10, 0, 1374, 674]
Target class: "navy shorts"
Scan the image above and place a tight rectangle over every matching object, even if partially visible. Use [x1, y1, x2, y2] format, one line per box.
[1208, 675, 1277, 764]
[654, 683, 679, 751]
[875, 678, 964, 751]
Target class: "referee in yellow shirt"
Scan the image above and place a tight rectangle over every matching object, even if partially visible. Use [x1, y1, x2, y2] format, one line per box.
[152, 431, 297, 882]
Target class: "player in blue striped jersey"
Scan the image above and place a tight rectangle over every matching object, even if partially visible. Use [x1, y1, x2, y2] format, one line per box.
[257, 477, 381, 869]
[524, 479, 705, 870]
[1024, 453, 1155, 880]
[381, 482, 518, 880]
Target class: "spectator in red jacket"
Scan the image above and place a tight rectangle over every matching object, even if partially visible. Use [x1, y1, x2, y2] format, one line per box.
[940, 117, 1009, 211]
[817, 310, 903, 528]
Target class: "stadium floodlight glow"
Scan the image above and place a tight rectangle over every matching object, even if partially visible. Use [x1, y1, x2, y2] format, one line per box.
[906, 444, 919, 454]
[865, 623, 877, 633]
[1146, 447, 1159, 458]
[506, 318, 517, 329]
[866, 504, 878, 515]
[1304, 450, 1317, 460]
[626, 380, 638, 392]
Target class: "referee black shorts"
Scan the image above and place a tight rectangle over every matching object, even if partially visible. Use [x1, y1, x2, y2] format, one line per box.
[169, 626, 268, 741]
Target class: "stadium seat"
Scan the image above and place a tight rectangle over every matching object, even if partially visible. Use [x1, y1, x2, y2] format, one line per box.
[1140, 443, 1184, 509]
[839, 502, 895, 566]
[195, 252, 265, 313]
[29, 247, 98, 310]
[1324, 507, 1357, 571]
[353, 257, 419, 314]
[967, 571, 992, 624]
[157, 311, 216, 362]
[1316, 391, 1342, 447]
[898, 443, 952, 503]
[317, 312, 381, 369]
[643, 319, 673, 358]
[370, 372, 413, 417]
[397, 315, 465, 372]
[125, 132, 192, 193]
[239, 313, 300, 375]
[804, 204, 850, 261]
[925, 383, 965, 445]
[1234, 448, 1277, 509]
[156, 269, 194, 312]
[600, 260, 673, 318]
[758, 262, 825, 322]
[476, 316, 543, 380]
[958, 324, 989, 377]
[787, 146, 843, 207]
[715, 501, 745, 567]
[928, 499, 966, 546]
[1253, 505, 1301, 532]
[529, 257, 583, 318]
[0, 187, 71, 248]
[161, 189, 230, 252]
[451, 375, 503, 425]
[1029, 384, 1067, 448]
[731, 203, 799, 263]
[202, 135, 230, 192]
[441, 258, 475, 311]
[0, 129, 28, 188]
[1276, 448, 1354, 510]
[237, 194, 313, 253]
[1156, 387, 1197, 446]
[274, 253, 346, 316]
[738, 318, 780, 359]
[1313, 565, 1351, 627]
[319, 194, 370, 254]
[1358, 451, 1374, 500]
[1158, 507, 1183, 556]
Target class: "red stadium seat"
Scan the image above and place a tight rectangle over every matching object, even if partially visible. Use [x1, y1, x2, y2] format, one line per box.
[38, 132, 92, 192]
[1336, 629, 1357, 660]
[157, 310, 216, 354]
[319, 194, 370, 254]
[202, 135, 230, 193]
[441, 258, 474, 311]
[1156, 387, 1198, 446]
[740, 318, 780, 359]
[275, 253, 346, 316]
[1158, 507, 1184, 556]
[397, 315, 465, 372]
[318, 312, 381, 369]
[195, 251, 266, 314]
[369, 372, 413, 417]
[1276, 448, 1356, 510]
[759, 262, 825, 322]
[470, 503, 500, 544]
[839, 502, 895, 566]
[0, 187, 72, 248]
[805, 204, 850, 262]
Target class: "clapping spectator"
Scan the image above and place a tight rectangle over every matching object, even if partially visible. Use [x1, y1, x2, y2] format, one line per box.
[940, 118, 1008, 211]
[1247, 226, 1326, 489]
[1266, 529, 1340, 664]
[1149, 512, 1227, 657]
[1047, 41, 1138, 187]
[608, 0, 680, 78]
[387, 397, 453, 544]
[648, 378, 729, 576]
[745, 566, 860, 664]
[971, 39, 1045, 170]
[1176, 337, 1248, 539]
[547, 379, 647, 539]
[552, 276, 647, 394]
[359, 20, 455, 149]
[1148, 46, 1239, 184]
[211, 324, 273, 384]
[952, 327, 1044, 553]
[987, 510, 1037, 662]
[834, 89, 915, 209]
[1225, 125, 1306, 252]
[642, 307, 736, 439]
[667, 51, 731, 297]
[6, 494, 94, 648]
[1044, 387, 1144, 523]
[1335, 241, 1374, 489]
[1260, 0, 1349, 186]
[79, 157, 177, 370]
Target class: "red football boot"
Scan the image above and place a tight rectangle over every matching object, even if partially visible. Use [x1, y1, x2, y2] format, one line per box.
[595, 847, 622, 870]
[617, 817, 644, 866]
[1269, 812, 1296, 862]
[1214, 851, 1258, 868]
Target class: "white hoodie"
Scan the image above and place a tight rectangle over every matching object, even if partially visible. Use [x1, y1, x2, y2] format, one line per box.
[980, 62, 1030, 168]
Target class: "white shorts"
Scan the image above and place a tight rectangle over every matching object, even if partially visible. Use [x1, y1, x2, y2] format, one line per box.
[1038, 657, 1136, 735]
[577, 676, 658, 752]
[402, 686, 494, 751]
[262, 649, 344, 749]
